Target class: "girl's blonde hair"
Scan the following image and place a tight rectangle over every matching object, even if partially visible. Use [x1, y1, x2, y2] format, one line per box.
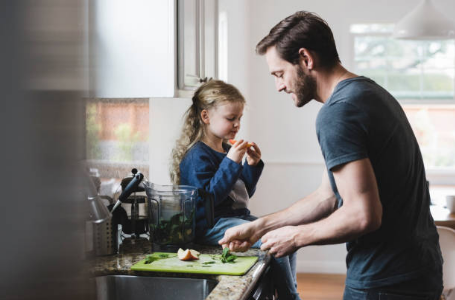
[170, 80, 245, 184]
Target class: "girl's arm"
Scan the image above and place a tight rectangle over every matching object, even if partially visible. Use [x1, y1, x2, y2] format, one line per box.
[241, 160, 264, 197]
[181, 151, 243, 207]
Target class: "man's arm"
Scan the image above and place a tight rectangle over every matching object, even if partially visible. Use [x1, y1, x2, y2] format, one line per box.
[261, 158, 382, 257]
[256, 168, 336, 233]
[219, 168, 337, 251]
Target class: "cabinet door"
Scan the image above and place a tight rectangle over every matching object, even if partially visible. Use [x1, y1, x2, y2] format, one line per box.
[177, 0, 218, 90]
[92, 0, 175, 97]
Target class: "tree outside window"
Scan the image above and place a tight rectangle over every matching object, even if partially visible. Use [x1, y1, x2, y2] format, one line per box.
[85, 98, 149, 185]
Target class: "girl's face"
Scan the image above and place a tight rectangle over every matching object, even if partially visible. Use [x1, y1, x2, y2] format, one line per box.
[203, 101, 244, 141]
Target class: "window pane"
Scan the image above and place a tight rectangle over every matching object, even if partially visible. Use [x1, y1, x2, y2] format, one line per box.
[352, 24, 455, 170]
[387, 69, 421, 95]
[403, 105, 455, 168]
[422, 72, 454, 99]
[351, 24, 455, 101]
[86, 98, 149, 191]
[350, 24, 394, 34]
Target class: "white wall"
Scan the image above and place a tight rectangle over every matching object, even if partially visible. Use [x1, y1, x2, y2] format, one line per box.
[150, 0, 455, 274]
[149, 97, 191, 185]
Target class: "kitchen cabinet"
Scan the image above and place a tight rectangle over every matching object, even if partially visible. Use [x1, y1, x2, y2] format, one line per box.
[91, 0, 176, 98]
[177, 0, 218, 91]
[91, 0, 219, 98]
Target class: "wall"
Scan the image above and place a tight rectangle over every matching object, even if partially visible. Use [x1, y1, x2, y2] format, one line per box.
[150, 0, 455, 274]
[149, 97, 191, 184]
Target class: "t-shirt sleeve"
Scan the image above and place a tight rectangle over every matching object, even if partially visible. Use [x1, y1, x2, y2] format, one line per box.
[317, 102, 369, 170]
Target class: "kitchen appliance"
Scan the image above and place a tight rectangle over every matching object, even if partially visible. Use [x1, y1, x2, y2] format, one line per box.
[145, 183, 214, 252]
[110, 169, 214, 251]
[145, 183, 196, 252]
[110, 169, 147, 242]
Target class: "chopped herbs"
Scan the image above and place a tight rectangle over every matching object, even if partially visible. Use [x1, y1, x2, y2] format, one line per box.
[144, 253, 174, 264]
[150, 211, 195, 245]
[144, 254, 158, 264]
[221, 247, 237, 263]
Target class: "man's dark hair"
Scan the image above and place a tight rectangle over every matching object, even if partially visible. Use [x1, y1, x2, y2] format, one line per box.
[256, 11, 340, 68]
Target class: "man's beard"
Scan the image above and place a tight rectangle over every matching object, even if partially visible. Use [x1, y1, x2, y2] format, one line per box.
[294, 66, 316, 107]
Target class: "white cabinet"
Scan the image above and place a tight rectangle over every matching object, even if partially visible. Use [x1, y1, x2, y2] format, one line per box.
[177, 0, 218, 91]
[91, 0, 176, 98]
[91, 0, 218, 97]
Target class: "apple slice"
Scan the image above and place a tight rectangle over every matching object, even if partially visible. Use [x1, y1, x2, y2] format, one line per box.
[190, 249, 200, 258]
[229, 139, 253, 148]
[177, 248, 200, 261]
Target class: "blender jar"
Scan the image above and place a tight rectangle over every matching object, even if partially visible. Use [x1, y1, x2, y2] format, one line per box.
[145, 183, 197, 251]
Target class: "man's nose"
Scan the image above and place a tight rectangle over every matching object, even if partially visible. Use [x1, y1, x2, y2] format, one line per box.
[275, 79, 285, 92]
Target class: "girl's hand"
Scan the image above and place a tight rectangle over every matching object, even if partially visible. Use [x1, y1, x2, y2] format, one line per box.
[227, 139, 249, 163]
[246, 142, 261, 166]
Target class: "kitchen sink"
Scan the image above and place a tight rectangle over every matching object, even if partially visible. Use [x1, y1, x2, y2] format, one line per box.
[96, 275, 218, 300]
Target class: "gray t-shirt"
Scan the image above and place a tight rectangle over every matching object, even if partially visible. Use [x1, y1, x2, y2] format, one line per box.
[229, 178, 249, 210]
[316, 76, 442, 289]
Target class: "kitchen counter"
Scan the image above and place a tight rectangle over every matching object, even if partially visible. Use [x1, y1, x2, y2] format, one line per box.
[89, 238, 271, 300]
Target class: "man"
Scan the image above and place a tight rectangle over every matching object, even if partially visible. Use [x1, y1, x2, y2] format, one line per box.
[219, 11, 443, 299]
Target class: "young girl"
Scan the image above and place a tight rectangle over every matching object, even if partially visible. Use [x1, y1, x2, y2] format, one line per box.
[170, 80, 301, 300]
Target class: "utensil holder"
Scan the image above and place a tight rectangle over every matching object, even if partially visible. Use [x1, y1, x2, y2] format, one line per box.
[93, 217, 118, 256]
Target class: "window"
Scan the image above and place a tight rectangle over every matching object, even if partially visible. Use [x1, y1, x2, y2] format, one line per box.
[86, 98, 149, 195]
[351, 24, 455, 101]
[351, 24, 455, 177]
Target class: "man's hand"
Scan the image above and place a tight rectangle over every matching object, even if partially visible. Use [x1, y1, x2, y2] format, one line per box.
[218, 221, 261, 252]
[260, 226, 300, 257]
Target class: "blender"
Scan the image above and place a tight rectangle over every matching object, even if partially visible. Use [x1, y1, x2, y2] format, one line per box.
[110, 169, 148, 249]
[145, 183, 214, 252]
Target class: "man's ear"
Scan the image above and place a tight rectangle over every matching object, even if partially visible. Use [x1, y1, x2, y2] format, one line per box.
[298, 48, 314, 70]
[201, 109, 210, 124]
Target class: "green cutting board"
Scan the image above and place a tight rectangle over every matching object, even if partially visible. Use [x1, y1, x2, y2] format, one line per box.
[131, 252, 258, 276]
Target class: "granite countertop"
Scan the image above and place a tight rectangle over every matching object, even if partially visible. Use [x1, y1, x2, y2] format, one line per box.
[89, 238, 271, 300]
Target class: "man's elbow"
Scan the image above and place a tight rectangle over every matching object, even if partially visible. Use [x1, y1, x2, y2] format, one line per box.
[358, 210, 382, 233]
